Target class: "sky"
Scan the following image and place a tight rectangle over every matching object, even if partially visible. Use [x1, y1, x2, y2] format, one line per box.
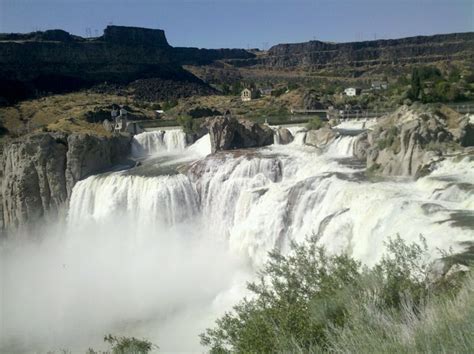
[0, 0, 472, 49]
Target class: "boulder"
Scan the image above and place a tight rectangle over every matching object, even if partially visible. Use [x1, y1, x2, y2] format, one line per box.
[1, 132, 132, 231]
[206, 116, 274, 153]
[305, 127, 339, 148]
[274, 128, 294, 145]
[364, 105, 470, 177]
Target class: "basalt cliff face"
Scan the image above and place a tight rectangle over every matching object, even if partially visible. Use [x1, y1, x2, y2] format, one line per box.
[0, 132, 131, 231]
[2, 27, 474, 102]
[229, 32, 474, 71]
[0, 26, 254, 102]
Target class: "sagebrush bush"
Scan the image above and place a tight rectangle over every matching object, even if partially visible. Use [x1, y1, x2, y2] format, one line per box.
[200, 235, 470, 353]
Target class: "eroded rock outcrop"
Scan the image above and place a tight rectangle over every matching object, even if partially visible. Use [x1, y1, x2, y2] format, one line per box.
[1, 132, 131, 230]
[206, 116, 274, 153]
[357, 105, 473, 177]
[305, 127, 339, 148]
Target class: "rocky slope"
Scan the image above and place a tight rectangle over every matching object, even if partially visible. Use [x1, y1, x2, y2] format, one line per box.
[354, 105, 474, 177]
[0, 132, 131, 230]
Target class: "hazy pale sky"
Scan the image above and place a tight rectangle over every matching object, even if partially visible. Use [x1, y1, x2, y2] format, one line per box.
[0, 0, 472, 48]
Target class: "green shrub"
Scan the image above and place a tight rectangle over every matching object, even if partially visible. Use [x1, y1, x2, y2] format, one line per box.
[85, 335, 157, 354]
[103, 334, 156, 354]
[162, 100, 178, 111]
[177, 115, 200, 134]
[377, 126, 400, 152]
[201, 235, 469, 353]
[306, 117, 324, 130]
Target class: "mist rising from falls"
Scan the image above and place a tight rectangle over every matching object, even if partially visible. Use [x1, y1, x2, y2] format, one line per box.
[132, 129, 187, 157]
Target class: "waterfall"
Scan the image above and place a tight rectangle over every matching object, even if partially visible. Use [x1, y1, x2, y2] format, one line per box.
[186, 141, 473, 265]
[68, 172, 199, 227]
[325, 136, 356, 157]
[8, 130, 472, 352]
[132, 129, 187, 157]
[272, 126, 307, 145]
[68, 135, 473, 267]
[187, 134, 211, 157]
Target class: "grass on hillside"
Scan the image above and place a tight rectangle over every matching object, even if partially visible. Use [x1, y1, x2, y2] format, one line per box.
[0, 91, 157, 138]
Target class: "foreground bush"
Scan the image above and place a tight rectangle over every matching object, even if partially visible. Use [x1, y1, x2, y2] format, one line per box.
[86, 335, 157, 354]
[200, 235, 471, 353]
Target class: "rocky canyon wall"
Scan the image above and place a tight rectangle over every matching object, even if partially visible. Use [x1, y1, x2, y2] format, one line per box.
[0, 132, 131, 230]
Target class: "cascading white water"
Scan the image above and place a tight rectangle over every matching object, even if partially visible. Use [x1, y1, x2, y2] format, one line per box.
[5, 131, 472, 353]
[69, 172, 199, 227]
[131, 129, 187, 157]
[68, 134, 473, 266]
[325, 135, 356, 157]
[190, 145, 473, 266]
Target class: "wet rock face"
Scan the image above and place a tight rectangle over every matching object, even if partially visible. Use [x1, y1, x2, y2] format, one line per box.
[0, 132, 131, 231]
[305, 128, 339, 148]
[65, 134, 132, 195]
[275, 128, 294, 145]
[353, 132, 370, 160]
[206, 116, 274, 153]
[1, 134, 68, 230]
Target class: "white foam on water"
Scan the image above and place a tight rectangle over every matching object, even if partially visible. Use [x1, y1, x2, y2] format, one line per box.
[2, 130, 473, 353]
[132, 129, 187, 157]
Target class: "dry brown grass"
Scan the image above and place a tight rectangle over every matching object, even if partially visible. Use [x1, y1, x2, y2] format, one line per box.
[0, 91, 156, 137]
[167, 89, 303, 119]
[45, 117, 112, 137]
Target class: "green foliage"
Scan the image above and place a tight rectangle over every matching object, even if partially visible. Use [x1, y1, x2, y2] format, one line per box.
[324, 271, 474, 354]
[376, 126, 400, 152]
[200, 236, 361, 353]
[201, 235, 468, 353]
[409, 66, 466, 103]
[149, 103, 162, 111]
[230, 82, 243, 96]
[306, 117, 324, 131]
[417, 66, 442, 81]
[287, 82, 299, 91]
[409, 68, 422, 100]
[162, 100, 178, 111]
[270, 87, 287, 97]
[188, 107, 221, 119]
[177, 115, 200, 134]
[103, 334, 157, 354]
